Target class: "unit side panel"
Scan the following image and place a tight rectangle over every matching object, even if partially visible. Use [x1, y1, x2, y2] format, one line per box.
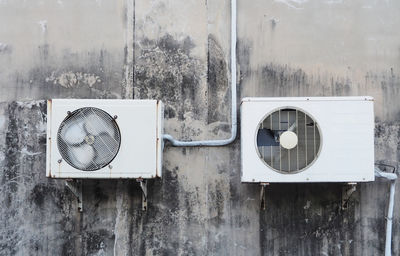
[156, 101, 164, 177]
[46, 100, 52, 177]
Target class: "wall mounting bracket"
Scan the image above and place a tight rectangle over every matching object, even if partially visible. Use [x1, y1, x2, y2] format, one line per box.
[260, 182, 269, 210]
[341, 182, 357, 210]
[137, 179, 147, 211]
[65, 179, 83, 212]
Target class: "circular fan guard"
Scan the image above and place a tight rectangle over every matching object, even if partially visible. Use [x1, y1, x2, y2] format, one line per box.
[256, 108, 321, 173]
[57, 107, 121, 171]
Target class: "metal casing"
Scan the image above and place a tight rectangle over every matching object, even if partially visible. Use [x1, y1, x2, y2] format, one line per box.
[46, 99, 163, 179]
[241, 96, 375, 183]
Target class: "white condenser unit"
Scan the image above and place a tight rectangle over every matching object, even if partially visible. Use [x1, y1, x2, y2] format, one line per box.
[46, 99, 163, 179]
[241, 97, 375, 183]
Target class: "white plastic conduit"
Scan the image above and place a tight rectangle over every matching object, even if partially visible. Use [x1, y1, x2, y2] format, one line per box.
[375, 167, 398, 256]
[162, 0, 237, 147]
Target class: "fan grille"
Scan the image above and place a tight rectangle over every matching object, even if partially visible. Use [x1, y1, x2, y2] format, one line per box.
[57, 107, 121, 171]
[256, 108, 321, 173]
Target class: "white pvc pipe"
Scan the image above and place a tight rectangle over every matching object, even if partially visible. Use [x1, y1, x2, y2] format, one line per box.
[375, 168, 397, 256]
[375, 168, 397, 181]
[163, 0, 237, 147]
[386, 181, 396, 256]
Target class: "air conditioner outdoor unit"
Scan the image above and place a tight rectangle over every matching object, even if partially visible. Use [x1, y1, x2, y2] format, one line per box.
[241, 96, 375, 183]
[46, 99, 163, 179]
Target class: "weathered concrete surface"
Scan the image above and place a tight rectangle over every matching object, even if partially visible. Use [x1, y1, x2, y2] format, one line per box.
[0, 0, 127, 101]
[0, 0, 400, 255]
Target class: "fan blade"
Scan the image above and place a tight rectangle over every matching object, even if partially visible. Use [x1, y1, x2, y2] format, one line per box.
[288, 122, 296, 132]
[61, 120, 86, 145]
[84, 113, 115, 136]
[68, 144, 95, 169]
[257, 128, 279, 146]
[92, 133, 119, 165]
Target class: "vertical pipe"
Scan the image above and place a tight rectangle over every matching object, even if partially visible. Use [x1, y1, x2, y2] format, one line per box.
[375, 168, 398, 256]
[386, 180, 396, 256]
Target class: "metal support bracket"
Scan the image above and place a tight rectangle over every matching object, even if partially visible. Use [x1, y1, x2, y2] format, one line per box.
[341, 182, 357, 210]
[260, 183, 269, 210]
[137, 179, 147, 211]
[65, 179, 83, 212]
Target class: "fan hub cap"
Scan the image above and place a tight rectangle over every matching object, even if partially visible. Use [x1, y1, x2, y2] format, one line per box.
[85, 134, 95, 145]
[279, 131, 298, 149]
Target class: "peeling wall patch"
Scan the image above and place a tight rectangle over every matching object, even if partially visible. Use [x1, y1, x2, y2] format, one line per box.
[45, 71, 101, 88]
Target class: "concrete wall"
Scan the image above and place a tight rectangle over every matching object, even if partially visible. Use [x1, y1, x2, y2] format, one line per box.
[0, 0, 399, 255]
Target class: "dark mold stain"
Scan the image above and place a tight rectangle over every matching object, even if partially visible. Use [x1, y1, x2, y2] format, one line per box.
[30, 240, 42, 254]
[237, 38, 358, 98]
[366, 69, 400, 121]
[83, 229, 113, 255]
[237, 39, 252, 80]
[30, 183, 68, 209]
[260, 183, 357, 256]
[207, 35, 229, 124]
[38, 44, 50, 61]
[161, 167, 180, 212]
[31, 183, 46, 207]
[93, 181, 109, 207]
[260, 64, 310, 96]
[164, 105, 176, 119]
[62, 236, 78, 256]
[257, 62, 355, 97]
[134, 34, 203, 121]
[3, 102, 20, 193]
[158, 35, 195, 55]
[374, 122, 400, 162]
[211, 123, 231, 135]
[208, 181, 225, 225]
[122, 44, 134, 99]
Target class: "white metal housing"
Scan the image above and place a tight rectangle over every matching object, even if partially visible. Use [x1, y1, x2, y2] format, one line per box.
[46, 99, 163, 179]
[241, 97, 375, 183]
